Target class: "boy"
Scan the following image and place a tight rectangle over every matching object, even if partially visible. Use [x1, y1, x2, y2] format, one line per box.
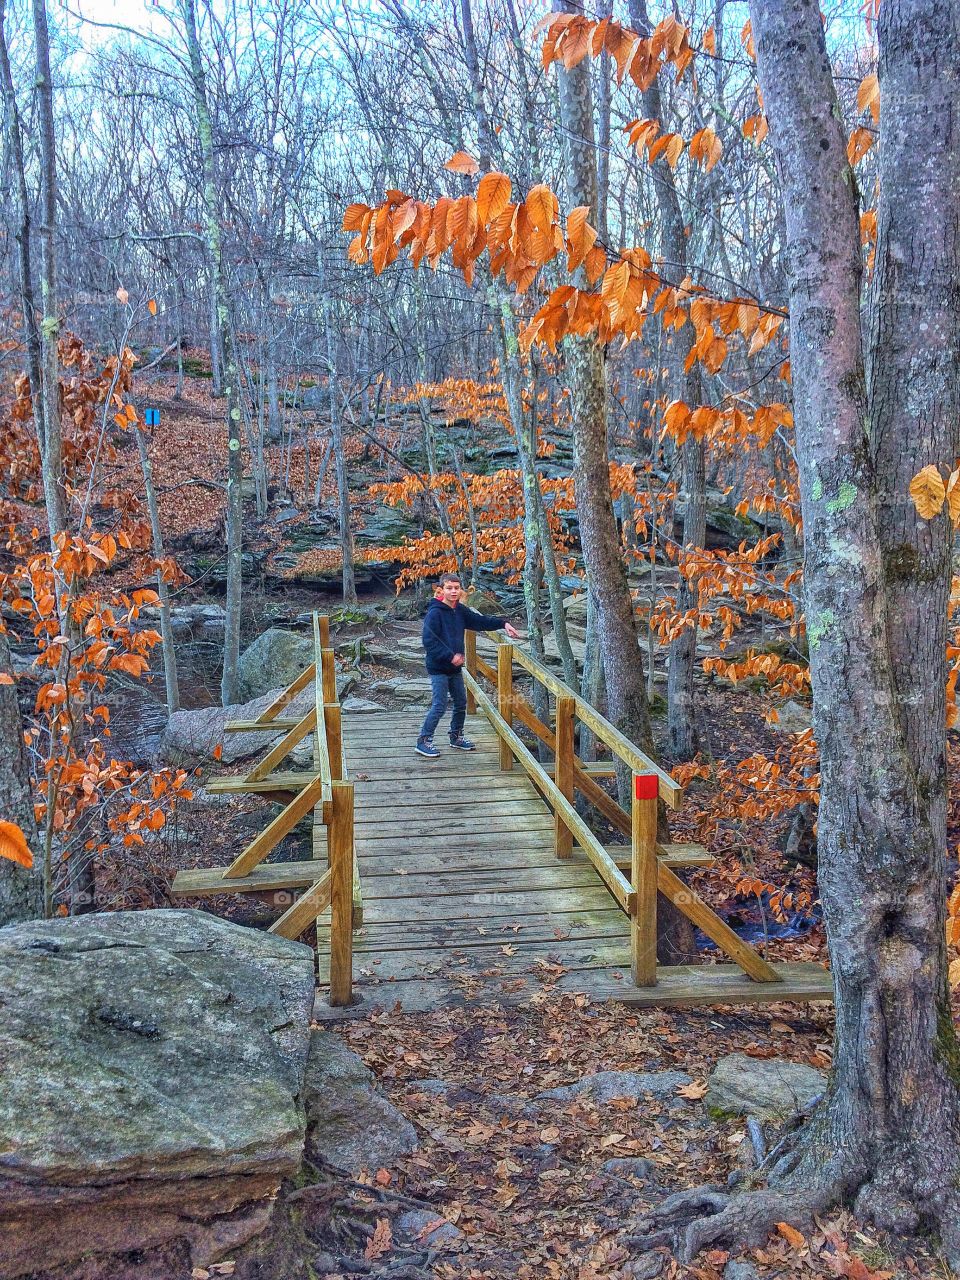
[416, 573, 520, 757]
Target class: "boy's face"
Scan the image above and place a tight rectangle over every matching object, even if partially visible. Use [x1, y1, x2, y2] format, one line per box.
[440, 579, 462, 607]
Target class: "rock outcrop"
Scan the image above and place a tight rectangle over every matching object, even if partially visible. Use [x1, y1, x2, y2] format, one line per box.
[705, 1053, 826, 1120]
[0, 910, 315, 1279]
[238, 628, 314, 702]
[303, 1030, 418, 1175]
[158, 686, 313, 765]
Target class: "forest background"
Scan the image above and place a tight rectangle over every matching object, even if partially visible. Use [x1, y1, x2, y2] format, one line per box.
[1, 0, 960, 1271]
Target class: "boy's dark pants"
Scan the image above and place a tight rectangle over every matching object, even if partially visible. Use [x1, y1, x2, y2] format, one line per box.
[419, 671, 467, 741]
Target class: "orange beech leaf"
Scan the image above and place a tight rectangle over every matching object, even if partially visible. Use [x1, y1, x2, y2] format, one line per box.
[525, 184, 556, 232]
[688, 126, 722, 172]
[857, 72, 880, 123]
[742, 113, 768, 144]
[476, 171, 512, 223]
[625, 116, 660, 153]
[342, 203, 370, 231]
[0, 820, 33, 868]
[775, 1222, 806, 1249]
[147, 298, 158, 316]
[647, 132, 684, 168]
[740, 17, 755, 59]
[445, 150, 479, 176]
[702, 25, 716, 55]
[0, 673, 13, 685]
[946, 469, 960, 525]
[910, 465, 946, 519]
[847, 126, 875, 165]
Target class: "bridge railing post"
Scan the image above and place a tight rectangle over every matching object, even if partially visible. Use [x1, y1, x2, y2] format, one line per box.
[464, 630, 477, 714]
[497, 643, 514, 771]
[328, 780, 354, 1006]
[554, 694, 575, 858]
[631, 774, 658, 987]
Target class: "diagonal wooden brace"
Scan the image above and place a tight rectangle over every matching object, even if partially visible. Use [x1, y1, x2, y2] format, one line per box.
[656, 861, 781, 983]
[222, 773, 327, 880]
[268, 869, 333, 940]
[246, 705, 318, 783]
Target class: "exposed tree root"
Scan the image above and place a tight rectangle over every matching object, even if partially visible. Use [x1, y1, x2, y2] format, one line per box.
[627, 1160, 960, 1271]
[625, 1182, 840, 1262]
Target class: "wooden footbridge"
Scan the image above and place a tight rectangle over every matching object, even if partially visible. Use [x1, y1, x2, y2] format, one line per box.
[171, 615, 832, 1013]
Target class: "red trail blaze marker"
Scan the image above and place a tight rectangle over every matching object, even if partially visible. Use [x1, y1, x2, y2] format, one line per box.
[635, 774, 658, 800]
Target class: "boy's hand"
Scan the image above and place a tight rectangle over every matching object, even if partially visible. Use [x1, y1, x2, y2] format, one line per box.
[452, 653, 465, 666]
[503, 622, 521, 639]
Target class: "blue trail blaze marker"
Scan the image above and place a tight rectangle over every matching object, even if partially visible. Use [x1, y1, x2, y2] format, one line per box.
[145, 408, 160, 427]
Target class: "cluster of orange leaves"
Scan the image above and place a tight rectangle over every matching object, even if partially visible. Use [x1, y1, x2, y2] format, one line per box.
[362, 468, 576, 589]
[650, 535, 799, 647]
[675, 729, 819, 841]
[0, 336, 192, 880]
[732, 873, 813, 924]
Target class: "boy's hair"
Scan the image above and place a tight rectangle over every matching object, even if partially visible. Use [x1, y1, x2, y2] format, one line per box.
[438, 572, 462, 587]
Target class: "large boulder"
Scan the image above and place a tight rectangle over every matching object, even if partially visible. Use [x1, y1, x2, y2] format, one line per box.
[532, 1070, 691, 1108]
[0, 910, 315, 1279]
[158, 686, 312, 766]
[370, 677, 434, 703]
[238, 628, 313, 702]
[706, 1053, 826, 1120]
[303, 1030, 418, 1175]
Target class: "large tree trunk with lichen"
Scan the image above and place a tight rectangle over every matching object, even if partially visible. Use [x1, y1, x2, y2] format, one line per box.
[0, 635, 43, 925]
[644, 0, 960, 1262]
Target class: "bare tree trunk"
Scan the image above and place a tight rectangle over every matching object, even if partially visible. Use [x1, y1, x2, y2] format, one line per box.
[629, 0, 706, 761]
[0, 635, 43, 924]
[0, 0, 43, 446]
[555, 5, 651, 758]
[182, 0, 243, 706]
[319, 254, 357, 606]
[648, 0, 960, 1260]
[30, 0, 65, 543]
[134, 425, 180, 713]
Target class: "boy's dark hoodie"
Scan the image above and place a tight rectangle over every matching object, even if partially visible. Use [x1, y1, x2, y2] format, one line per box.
[422, 598, 506, 675]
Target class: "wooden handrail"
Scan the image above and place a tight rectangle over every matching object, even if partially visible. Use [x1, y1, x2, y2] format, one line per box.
[467, 632, 782, 987]
[505, 642, 682, 808]
[464, 670, 636, 914]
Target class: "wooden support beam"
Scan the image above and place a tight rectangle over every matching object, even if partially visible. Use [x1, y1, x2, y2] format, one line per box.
[269, 869, 332, 940]
[475, 654, 497, 683]
[246, 706, 318, 783]
[323, 703, 343, 783]
[554, 695, 575, 859]
[656, 861, 781, 983]
[320, 647, 337, 704]
[172, 859, 328, 896]
[222, 773, 327, 879]
[573, 763, 630, 836]
[318, 614, 330, 647]
[631, 774, 658, 987]
[497, 644, 514, 772]
[511, 688, 555, 752]
[510, 645, 683, 808]
[328, 781, 355, 1006]
[223, 718, 299, 733]
[464, 630, 477, 714]
[253, 663, 316, 726]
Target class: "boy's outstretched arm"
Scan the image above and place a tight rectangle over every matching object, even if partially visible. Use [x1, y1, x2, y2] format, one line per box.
[461, 606, 520, 639]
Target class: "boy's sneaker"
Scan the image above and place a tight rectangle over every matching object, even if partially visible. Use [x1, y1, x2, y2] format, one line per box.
[416, 737, 440, 759]
[449, 735, 476, 752]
